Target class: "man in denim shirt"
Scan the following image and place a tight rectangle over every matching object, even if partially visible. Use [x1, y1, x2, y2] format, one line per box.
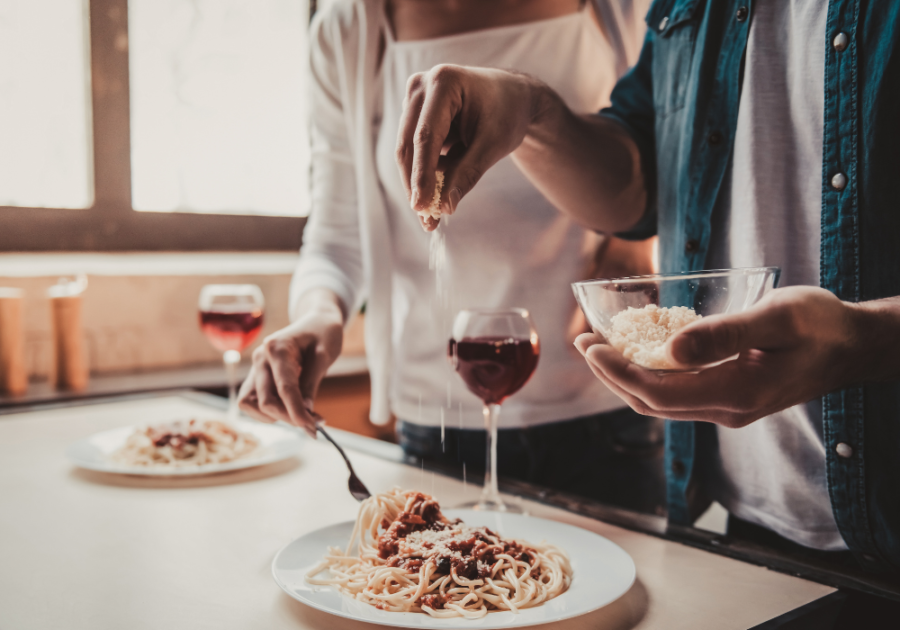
[396, 0, 900, 572]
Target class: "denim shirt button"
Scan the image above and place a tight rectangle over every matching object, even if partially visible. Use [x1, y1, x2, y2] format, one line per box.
[659, 16, 669, 31]
[736, 6, 749, 22]
[708, 131, 723, 145]
[831, 172, 848, 190]
[836, 442, 853, 458]
[684, 239, 700, 253]
[671, 459, 686, 476]
[833, 32, 849, 52]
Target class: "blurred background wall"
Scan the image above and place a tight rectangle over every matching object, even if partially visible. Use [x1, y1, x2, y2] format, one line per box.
[0, 0, 381, 436]
[0, 252, 367, 379]
[0, 255, 292, 379]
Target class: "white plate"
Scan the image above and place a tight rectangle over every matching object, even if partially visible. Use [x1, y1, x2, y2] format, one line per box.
[66, 419, 303, 476]
[273, 509, 636, 629]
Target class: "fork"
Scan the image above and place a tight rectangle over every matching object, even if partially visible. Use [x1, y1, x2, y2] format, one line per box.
[308, 410, 371, 502]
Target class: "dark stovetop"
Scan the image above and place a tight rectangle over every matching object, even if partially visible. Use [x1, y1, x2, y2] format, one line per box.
[751, 589, 900, 629]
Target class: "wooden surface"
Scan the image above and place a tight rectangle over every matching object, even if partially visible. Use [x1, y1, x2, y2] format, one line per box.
[314, 373, 393, 441]
[0, 291, 27, 394]
[48, 295, 89, 391]
[0, 394, 835, 629]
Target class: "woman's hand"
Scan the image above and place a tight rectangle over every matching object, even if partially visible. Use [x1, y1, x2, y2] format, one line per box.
[396, 64, 646, 234]
[396, 65, 545, 228]
[237, 291, 344, 436]
[574, 286, 875, 428]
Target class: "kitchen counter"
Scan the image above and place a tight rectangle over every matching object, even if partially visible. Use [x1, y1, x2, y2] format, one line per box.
[0, 392, 852, 629]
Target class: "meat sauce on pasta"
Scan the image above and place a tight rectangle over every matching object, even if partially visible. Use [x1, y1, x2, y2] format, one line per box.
[306, 489, 572, 618]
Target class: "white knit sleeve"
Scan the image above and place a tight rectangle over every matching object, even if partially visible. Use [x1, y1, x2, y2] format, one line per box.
[289, 6, 365, 323]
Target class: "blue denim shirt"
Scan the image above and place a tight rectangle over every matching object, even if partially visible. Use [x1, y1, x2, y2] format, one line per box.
[602, 0, 900, 573]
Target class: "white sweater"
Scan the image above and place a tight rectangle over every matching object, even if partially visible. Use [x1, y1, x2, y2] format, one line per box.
[291, 0, 649, 425]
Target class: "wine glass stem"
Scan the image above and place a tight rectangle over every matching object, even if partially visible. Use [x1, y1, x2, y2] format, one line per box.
[224, 350, 241, 422]
[481, 403, 503, 509]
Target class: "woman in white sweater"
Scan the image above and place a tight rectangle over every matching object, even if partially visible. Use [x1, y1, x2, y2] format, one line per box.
[239, 0, 661, 511]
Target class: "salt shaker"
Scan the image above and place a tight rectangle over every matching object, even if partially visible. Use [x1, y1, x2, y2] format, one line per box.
[0, 288, 27, 395]
[48, 276, 89, 392]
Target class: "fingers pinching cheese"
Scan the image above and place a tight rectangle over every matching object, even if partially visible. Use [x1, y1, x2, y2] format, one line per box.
[417, 171, 444, 225]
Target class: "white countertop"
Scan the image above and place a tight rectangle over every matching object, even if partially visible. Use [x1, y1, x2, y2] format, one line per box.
[0, 394, 834, 629]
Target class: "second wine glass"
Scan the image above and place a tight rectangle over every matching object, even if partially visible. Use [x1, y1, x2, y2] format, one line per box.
[448, 308, 539, 512]
[198, 284, 265, 422]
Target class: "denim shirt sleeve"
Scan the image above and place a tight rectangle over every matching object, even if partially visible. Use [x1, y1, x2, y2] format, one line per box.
[598, 27, 659, 241]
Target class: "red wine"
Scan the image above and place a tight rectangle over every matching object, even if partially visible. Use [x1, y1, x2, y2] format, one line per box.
[449, 336, 539, 405]
[199, 309, 264, 352]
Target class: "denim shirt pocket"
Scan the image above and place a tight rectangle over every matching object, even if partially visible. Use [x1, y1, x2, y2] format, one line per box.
[646, 0, 701, 118]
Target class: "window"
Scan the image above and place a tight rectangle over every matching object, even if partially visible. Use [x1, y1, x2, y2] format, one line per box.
[0, 0, 93, 209]
[0, 0, 311, 251]
[129, 0, 308, 216]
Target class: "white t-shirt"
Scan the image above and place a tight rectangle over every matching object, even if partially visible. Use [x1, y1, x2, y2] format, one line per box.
[374, 9, 628, 429]
[704, 0, 846, 550]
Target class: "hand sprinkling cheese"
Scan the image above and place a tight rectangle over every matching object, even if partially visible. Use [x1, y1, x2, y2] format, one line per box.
[417, 171, 444, 229]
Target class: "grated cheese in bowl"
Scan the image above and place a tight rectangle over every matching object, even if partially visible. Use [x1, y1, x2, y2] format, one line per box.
[573, 268, 781, 372]
[608, 304, 701, 370]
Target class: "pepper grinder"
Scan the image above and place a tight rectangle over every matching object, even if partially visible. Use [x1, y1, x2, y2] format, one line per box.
[0, 288, 27, 396]
[48, 276, 89, 392]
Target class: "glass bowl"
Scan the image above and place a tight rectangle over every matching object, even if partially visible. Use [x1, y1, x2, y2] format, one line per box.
[572, 267, 780, 372]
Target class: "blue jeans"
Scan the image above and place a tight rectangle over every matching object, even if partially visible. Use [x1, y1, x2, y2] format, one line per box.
[397, 408, 666, 515]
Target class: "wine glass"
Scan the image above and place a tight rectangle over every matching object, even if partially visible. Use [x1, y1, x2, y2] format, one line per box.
[198, 284, 265, 421]
[448, 308, 539, 512]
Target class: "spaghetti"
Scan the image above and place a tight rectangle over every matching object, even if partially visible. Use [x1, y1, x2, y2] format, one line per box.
[112, 419, 259, 467]
[306, 489, 572, 618]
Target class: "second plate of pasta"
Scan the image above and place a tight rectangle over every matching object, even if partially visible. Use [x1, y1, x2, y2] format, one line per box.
[66, 419, 303, 476]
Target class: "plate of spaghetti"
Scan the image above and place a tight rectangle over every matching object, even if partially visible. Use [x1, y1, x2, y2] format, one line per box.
[66, 418, 303, 476]
[272, 489, 635, 628]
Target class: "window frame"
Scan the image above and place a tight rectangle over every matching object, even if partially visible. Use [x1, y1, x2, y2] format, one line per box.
[0, 0, 307, 252]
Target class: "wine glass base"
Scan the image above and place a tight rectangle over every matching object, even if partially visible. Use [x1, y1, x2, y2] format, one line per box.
[455, 497, 527, 514]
